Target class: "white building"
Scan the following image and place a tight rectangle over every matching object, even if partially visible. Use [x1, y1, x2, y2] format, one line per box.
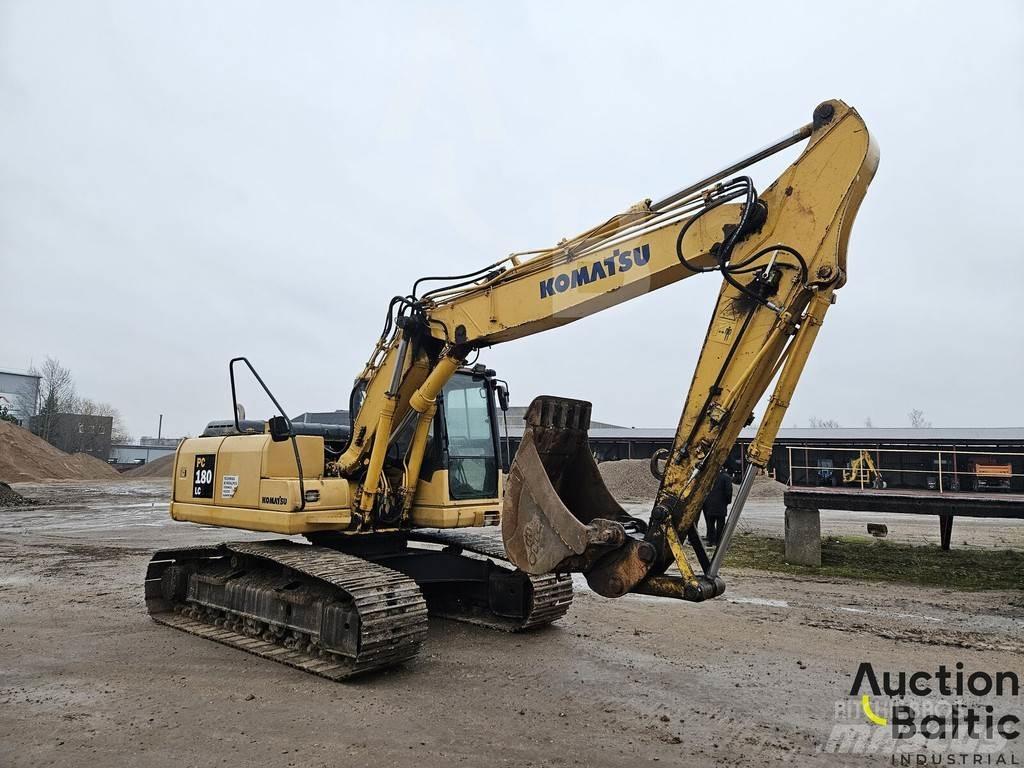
[110, 441, 180, 465]
[0, 368, 41, 424]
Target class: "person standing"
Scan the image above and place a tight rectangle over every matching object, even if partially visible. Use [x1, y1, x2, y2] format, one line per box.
[702, 468, 734, 547]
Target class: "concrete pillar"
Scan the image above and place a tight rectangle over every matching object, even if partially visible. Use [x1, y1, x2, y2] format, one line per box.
[784, 506, 821, 567]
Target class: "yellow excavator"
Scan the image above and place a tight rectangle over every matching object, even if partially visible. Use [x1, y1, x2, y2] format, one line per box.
[146, 99, 878, 679]
[842, 449, 885, 488]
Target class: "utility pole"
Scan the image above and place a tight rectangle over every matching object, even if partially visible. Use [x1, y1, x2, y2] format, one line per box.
[147, 414, 163, 465]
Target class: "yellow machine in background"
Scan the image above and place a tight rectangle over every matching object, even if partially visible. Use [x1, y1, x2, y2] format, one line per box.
[842, 449, 885, 488]
[147, 100, 879, 678]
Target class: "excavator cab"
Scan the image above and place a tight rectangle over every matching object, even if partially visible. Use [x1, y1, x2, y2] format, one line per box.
[421, 368, 503, 502]
[353, 365, 503, 500]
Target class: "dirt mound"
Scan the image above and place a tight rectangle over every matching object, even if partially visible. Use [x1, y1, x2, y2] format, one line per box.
[598, 459, 660, 501]
[0, 481, 32, 506]
[125, 454, 175, 478]
[749, 473, 786, 499]
[68, 452, 122, 479]
[597, 459, 787, 503]
[0, 421, 122, 482]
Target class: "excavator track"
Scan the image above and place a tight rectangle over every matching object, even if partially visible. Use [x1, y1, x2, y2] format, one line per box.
[405, 527, 574, 631]
[145, 540, 428, 680]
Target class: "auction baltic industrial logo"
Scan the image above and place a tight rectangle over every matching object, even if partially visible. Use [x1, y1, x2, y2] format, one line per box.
[822, 661, 1022, 763]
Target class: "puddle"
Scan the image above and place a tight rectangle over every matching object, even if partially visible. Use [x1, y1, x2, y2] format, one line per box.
[894, 611, 943, 623]
[0, 575, 34, 587]
[727, 596, 789, 608]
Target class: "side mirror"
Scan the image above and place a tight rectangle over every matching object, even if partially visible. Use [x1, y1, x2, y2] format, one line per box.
[496, 383, 509, 412]
[268, 415, 292, 442]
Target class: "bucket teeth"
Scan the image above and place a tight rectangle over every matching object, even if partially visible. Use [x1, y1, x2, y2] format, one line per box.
[532, 397, 591, 431]
[501, 396, 653, 592]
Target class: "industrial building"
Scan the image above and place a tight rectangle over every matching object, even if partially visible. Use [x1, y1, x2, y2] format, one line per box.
[29, 413, 113, 460]
[753, 428, 1024, 493]
[498, 424, 1024, 493]
[295, 410, 350, 425]
[0, 368, 41, 424]
[109, 440, 180, 467]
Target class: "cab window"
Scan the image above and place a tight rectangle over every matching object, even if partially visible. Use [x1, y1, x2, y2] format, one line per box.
[443, 375, 497, 500]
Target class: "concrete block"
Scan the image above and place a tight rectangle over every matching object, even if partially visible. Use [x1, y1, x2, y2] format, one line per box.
[785, 506, 821, 566]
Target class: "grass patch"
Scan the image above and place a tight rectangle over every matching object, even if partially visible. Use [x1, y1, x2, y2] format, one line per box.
[723, 533, 1024, 591]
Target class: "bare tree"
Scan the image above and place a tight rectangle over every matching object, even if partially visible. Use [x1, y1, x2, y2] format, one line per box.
[809, 416, 840, 428]
[31, 357, 76, 441]
[27, 357, 134, 444]
[908, 409, 932, 429]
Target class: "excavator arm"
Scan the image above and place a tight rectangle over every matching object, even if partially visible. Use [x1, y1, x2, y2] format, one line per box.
[338, 99, 878, 601]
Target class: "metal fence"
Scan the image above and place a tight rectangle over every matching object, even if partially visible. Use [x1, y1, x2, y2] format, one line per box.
[783, 444, 1024, 493]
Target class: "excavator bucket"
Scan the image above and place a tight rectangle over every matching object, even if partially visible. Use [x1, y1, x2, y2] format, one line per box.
[502, 397, 652, 589]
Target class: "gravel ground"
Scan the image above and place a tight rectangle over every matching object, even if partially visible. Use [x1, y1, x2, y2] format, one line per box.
[0, 482, 31, 507]
[1, 480, 1021, 767]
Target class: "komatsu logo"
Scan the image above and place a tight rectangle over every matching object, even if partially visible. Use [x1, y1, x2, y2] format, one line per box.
[539, 244, 651, 299]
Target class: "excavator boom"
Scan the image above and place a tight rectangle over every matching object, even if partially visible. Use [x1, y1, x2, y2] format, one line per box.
[341, 99, 877, 600]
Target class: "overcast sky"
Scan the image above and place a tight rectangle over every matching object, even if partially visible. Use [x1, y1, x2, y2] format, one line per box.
[2, 1, 1023, 439]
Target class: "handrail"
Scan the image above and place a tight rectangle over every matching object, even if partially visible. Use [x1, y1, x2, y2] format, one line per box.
[228, 357, 306, 512]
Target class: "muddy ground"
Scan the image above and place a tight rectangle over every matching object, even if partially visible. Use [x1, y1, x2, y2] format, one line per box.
[1, 480, 1021, 767]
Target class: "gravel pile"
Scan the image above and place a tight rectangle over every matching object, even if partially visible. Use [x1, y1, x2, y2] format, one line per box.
[0, 481, 32, 506]
[597, 459, 660, 501]
[125, 454, 175, 478]
[0, 421, 123, 482]
[749, 474, 786, 499]
[597, 458, 787, 503]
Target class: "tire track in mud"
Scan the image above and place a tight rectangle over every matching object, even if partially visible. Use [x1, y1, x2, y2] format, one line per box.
[802, 617, 1024, 655]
